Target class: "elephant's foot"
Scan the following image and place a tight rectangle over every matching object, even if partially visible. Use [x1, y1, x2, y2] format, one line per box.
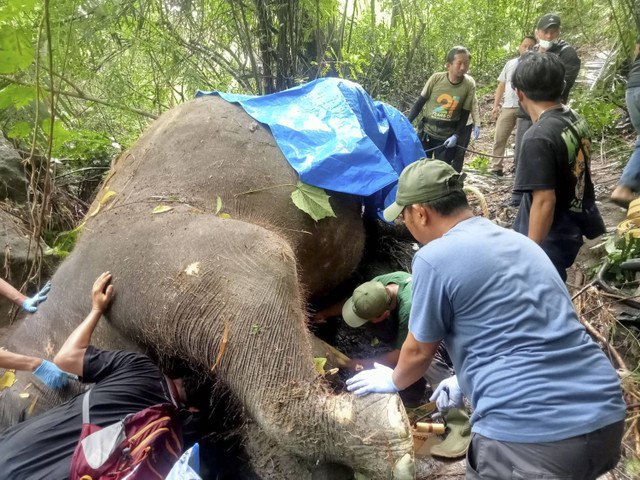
[256, 386, 414, 479]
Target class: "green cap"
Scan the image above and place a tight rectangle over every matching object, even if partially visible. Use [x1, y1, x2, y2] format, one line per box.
[342, 281, 390, 328]
[383, 159, 466, 222]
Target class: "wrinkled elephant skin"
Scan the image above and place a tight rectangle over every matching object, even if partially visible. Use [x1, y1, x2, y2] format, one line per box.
[0, 97, 414, 479]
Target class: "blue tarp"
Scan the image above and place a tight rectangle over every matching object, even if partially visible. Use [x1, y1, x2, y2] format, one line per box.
[196, 78, 425, 217]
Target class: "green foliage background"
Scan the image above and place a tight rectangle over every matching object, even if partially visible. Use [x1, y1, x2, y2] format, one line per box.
[1, 0, 637, 168]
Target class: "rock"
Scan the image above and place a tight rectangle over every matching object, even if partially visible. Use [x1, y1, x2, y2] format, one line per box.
[0, 133, 27, 203]
[0, 208, 50, 326]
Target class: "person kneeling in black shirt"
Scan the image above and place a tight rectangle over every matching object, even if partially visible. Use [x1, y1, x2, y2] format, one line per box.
[0, 272, 199, 480]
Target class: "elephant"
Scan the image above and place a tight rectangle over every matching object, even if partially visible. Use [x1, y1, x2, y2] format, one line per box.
[0, 96, 414, 479]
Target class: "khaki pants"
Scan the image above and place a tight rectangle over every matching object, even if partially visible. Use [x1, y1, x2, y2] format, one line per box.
[490, 107, 518, 171]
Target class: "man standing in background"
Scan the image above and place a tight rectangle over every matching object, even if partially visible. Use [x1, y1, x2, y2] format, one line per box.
[407, 46, 476, 172]
[490, 36, 536, 176]
[611, 36, 640, 207]
[512, 13, 581, 205]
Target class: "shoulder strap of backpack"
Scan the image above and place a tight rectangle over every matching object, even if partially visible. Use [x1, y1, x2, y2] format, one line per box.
[82, 389, 92, 424]
[549, 109, 588, 161]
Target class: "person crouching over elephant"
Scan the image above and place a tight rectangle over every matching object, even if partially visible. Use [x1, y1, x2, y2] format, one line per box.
[0, 272, 200, 480]
[314, 271, 454, 406]
[0, 277, 72, 389]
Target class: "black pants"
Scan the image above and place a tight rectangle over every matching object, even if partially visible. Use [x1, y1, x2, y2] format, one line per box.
[451, 123, 473, 173]
[420, 134, 459, 171]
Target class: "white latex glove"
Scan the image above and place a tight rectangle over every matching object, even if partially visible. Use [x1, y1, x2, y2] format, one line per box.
[443, 134, 458, 148]
[346, 362, 399, 397]
[429, 375, 464, 412]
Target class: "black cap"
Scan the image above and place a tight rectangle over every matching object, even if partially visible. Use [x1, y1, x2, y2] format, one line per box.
[537, 13, 561, 30]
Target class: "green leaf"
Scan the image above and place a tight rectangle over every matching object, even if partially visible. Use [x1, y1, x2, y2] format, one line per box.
[290, 182, 336, 222]
[215, 196, 222, 215]
[0, 27, 35, 74]
[313, 357, 327, 375]
[7, 121, 31, 139]
[0, 0, 38, 20]
[0, 84, 36, 109]
[152, 205, 173, 214]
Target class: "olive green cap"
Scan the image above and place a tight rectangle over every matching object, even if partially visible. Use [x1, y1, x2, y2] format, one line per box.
[383, 159, 466, 222]
[342, 281, 390, 328]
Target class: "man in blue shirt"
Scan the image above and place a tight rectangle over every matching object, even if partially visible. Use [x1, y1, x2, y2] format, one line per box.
[346, 159, 626, 479]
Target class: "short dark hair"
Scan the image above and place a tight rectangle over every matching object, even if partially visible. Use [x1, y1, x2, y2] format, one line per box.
[523, 35, 536, 43]
[446, 46, 471, 64]
[421, 190, 469, 216]
[512, 52, 565, 101]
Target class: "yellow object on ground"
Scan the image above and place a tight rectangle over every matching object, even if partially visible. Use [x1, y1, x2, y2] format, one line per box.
[0, 370, 17, 389]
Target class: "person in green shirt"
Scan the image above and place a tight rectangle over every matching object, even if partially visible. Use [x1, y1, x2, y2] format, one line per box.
[314, 271, 453, 388]
[407, 46, 476, 172]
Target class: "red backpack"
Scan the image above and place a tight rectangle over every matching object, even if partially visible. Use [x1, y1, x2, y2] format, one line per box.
[69, 389, 183, 479]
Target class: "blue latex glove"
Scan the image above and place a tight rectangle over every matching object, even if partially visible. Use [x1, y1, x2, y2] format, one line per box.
[346, 362, 399, 396]
[22, 281, 51, 313]
[443, 134, 458, 148]
[33, 360, 75, 389]
[472, 126, 480, 140]
[429, 375, 464, 412]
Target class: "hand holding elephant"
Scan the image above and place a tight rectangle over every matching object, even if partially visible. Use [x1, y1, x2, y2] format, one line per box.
[91, 272, 114, 313]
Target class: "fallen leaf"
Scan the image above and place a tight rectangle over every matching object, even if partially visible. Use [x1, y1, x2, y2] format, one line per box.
[0, 370, 16, 389]
[215, 196, 223, 215]
[218, 213, 232, 219]
[19, 393, 29, 399]
[370, 337, 379, 347]
[250, 324, 261, 335]
[290, 182, 336, 221]
[184, 262, 200, 276]
[152, 205, 174, 214]
[89, 189, 117, 218]
[313, 357, 327, 375]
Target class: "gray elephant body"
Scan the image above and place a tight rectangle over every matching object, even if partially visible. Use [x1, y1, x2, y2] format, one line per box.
[0, 97, 414, 479]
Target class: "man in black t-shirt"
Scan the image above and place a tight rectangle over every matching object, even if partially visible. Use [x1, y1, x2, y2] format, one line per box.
[511, 13, 581, 205]
[512, 53, 597, 281]
[0, 272, 194, 480]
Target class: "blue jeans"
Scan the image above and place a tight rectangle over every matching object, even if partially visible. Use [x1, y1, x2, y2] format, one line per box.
[618, 87, 640, 191]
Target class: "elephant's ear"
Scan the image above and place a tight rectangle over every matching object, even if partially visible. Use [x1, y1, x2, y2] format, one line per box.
[291, 182, 336, 222]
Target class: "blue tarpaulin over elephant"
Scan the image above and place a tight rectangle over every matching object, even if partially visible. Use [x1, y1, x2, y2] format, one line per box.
[196, 78, 425, 217]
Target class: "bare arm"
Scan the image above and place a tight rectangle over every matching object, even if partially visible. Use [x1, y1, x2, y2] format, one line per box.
[0, 278, 27, 306]
[0, 349, 42, 371]
[528, 189, 556, 244]
[310, 299, 346, 324]
[492, 82, 506, 120]
[54, 272, 114, 376]
[391, 332, 440, 390]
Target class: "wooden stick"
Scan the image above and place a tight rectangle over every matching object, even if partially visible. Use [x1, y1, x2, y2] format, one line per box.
[415, 422, 445, 434]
